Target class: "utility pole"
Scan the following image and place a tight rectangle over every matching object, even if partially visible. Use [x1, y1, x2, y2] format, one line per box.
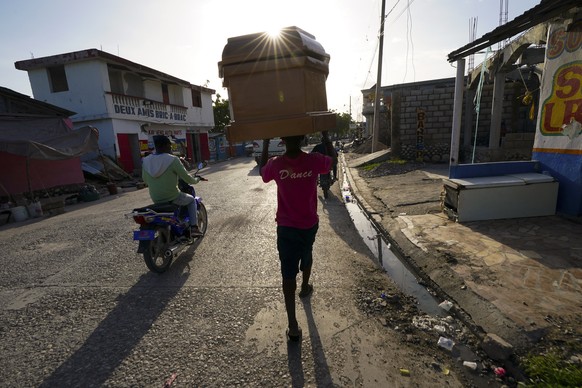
[372, 0, 386, 153]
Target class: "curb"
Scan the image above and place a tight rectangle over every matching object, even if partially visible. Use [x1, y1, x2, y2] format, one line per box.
[339, 153, 498, 346]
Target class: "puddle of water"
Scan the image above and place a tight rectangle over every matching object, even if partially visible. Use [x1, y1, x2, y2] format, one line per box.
[341, 181, 445, 317]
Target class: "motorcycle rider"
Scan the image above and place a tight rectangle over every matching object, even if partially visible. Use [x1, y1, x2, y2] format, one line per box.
[142, 135, 203, 236]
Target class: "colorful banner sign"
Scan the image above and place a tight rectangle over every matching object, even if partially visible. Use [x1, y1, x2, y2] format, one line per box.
[534, 21, 582, 154]
[146, 129, 184, 136]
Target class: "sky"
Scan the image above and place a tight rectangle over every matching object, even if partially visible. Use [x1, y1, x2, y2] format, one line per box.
[0, 0, 541, 121]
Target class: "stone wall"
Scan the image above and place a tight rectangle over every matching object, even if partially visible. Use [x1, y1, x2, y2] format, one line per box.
[362, 78, 537, 163]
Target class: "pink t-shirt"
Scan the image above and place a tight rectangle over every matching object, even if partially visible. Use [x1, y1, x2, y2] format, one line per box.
[262, 152, 332, 229]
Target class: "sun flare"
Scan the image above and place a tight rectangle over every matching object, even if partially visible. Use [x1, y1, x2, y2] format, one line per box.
[265, 28, 282, 39]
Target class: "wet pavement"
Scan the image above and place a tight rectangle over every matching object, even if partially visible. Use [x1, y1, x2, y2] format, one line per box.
[342, 150, 582, 356]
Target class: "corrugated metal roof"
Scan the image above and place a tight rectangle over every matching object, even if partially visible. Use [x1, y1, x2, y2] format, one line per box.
[0, 86, 76, 117]
[448, 0, 581, 62]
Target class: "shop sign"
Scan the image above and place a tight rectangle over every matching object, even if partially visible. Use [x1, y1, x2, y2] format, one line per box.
[139, 140, 150, 154]
[535, 21, 582, 152]
[113, 104, 187, 121]
[139, 137, 187, 156]
[145, 129, 184, 136]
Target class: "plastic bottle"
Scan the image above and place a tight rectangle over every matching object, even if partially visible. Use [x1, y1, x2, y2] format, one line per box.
[437, 336, 454, 351]
[463, 361, 477, 370]
[439, 300, 453, 311]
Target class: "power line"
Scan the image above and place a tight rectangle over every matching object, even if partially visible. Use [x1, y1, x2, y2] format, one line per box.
[362, 0, 420, 89]
[402, 0, 416, 83]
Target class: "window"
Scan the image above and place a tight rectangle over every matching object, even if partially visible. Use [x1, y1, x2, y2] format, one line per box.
[47, 65, 69, 92]
[162, 83, 169, 104]
[108, 68, 124, 94]
[191, 89, 201, 107]
[169, 84, 184, 106]
[124, 73, 144, 97]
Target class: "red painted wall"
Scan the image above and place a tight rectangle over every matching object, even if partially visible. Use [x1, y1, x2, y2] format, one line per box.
[0, 152, 84, 197]
[200, 133, 210, 161]
[116, 133, 134, 173]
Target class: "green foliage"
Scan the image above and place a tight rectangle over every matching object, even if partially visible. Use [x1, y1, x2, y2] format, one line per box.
[212, 94, 231, 134]
[335, 111, 353, 137]
[522, 352, 582, 387]
[362, 162, 381, 171]
[362, 159, 406, 171]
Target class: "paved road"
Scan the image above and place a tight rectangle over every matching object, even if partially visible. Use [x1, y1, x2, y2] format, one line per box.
[0, 157, 475, 387]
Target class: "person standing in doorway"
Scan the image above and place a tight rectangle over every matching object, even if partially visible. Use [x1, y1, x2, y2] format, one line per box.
[259, 131, 335, 341]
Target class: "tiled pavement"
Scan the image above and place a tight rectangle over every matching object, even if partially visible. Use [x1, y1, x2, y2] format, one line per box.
[343, 151, 582, 352]
[399, 213, 582, 330]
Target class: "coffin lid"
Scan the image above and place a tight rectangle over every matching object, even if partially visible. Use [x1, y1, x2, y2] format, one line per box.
[218, 26, 330, 76]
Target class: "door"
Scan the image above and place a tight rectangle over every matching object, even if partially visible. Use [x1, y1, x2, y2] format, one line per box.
[117, 134, 141, 174]
[188, 133, 201, 164]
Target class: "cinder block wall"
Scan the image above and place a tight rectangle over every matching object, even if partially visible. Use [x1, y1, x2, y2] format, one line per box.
[363, 78, 536, 162]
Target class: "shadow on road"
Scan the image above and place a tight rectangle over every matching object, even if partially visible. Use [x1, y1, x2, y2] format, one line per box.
[304, 299, 334, 386]
[248, 163, 260, 176]
[286, 339, 304, 387]
[286, 298, 334, 387]
[39, 243, 199, 387]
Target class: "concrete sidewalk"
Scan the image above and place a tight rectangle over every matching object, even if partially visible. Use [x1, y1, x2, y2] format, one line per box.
[342, 151, 582, 356]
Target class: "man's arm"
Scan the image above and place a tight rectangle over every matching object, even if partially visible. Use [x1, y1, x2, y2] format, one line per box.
[259, 139, 271, 177]
[175, 158, 199, 184]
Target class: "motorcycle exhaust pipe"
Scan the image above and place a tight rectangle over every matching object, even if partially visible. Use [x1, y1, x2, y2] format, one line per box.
[163, 248, 175, 259]
[164, 242, 187, 259]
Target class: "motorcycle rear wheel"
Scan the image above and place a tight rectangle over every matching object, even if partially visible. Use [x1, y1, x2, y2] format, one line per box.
[143, 227, 172, 273]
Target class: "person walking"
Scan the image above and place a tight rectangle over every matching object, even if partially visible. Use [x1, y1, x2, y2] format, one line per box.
[311, 136, 338, 181]
[142, 135, 203, 236]
[259, 132, 335, 341]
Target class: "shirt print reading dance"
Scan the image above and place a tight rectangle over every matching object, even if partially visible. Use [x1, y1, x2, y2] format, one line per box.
[262, 152, 332, 229]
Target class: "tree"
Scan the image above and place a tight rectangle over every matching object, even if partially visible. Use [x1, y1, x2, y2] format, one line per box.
[306, 112, 354, 143]
[212, 94, 231, 134]
[334, 111, 354, 138]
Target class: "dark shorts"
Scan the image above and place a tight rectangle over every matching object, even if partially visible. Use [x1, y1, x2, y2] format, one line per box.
[277, 223, 318, 279]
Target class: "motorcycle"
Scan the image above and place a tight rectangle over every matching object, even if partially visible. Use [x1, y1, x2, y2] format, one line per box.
[318, 173, 333, 199]
[128, 162, 208, 273]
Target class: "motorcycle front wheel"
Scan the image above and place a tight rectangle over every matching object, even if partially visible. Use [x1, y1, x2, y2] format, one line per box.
[196, 202, 208, 236]
[143, 227, 172, 273]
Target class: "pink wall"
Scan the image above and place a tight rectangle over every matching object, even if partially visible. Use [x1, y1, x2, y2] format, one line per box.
[0, 152, 84, 197]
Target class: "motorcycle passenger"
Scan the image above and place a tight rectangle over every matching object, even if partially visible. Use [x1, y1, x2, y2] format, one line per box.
[311, 136, 338, 182]
[142, 135, 203, 236]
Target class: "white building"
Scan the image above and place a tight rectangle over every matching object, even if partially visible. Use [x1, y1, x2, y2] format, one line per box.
[15, 48, 215, 174]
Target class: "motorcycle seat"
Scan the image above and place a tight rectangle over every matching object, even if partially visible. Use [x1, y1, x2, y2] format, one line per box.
[133, 203, 179, 213]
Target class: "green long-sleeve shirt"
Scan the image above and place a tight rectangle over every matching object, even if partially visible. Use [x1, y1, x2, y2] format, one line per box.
[142, 153, 199, 203]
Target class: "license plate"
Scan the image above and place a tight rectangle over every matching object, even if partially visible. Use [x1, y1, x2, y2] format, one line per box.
[134, 230, 155, 240]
